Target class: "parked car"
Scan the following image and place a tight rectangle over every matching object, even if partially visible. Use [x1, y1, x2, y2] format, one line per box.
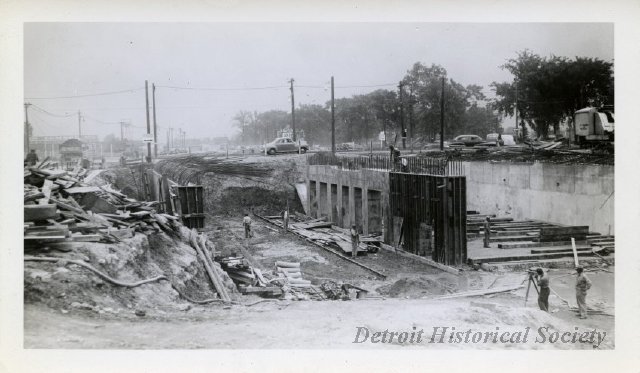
[479, 133, 517, 147]
[264, 137, 309, 155]
[449, 135, 484, 147]
[422, 142, 450, 152]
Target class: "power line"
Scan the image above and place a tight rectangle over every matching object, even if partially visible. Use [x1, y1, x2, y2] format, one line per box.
[157, 85, 288, 91]
[336, 83, 397, 89]
[82, 113, 122, 125]
[25, 87, 144, 100]
[30, 104, 75, 118]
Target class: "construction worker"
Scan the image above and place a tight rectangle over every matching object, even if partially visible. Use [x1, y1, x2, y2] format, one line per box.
[281, 209, 289, 232]
[389, 145, 401, 171]
[350, 224, 360, 259]
[243, 213, 252, 238]
[575, 266, 592, 319]
[483, 216, 491, 248]
[25, 149, 39, 166]
[535, 268, 550, 312]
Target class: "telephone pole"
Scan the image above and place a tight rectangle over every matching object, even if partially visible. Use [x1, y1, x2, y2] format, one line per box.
[145, 80, 151, 162]
[24, 103, 31, 154]
[331, 76, 335, 154]
[409, 85, 414, 153]
[398, 82, 405, 149]
[120, 121, 127, 141]
[515, 80, 519, 142]
[440, 77, 445, 151]
[77, 111, 82, 139]
[152, 83, 158, 157]
[289, 78, 296, 141]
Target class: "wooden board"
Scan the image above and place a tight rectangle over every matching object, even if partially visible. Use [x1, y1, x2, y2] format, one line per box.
[24, 204, 58, 222]
[239, 286, 283, 295]
[65, 186, 102, 194]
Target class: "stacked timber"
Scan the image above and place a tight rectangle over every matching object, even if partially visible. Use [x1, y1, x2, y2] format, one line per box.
[267, 215, 377, 255]
[24, 164, 181, 249]
[587, 233, 615, 255]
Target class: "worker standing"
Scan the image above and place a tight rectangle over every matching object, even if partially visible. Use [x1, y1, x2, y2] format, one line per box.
[535, 268, 550, 312]
[281, 209, 289, 232]
[483, 216, 491, 248]
[575, 266, 592, 319]
[243, 213, 252, 239]
[350, 224, 360, 259]
[389, 145, 401, 171]
[25, 149, 39, 166]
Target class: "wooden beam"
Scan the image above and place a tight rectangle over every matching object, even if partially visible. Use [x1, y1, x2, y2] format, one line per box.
[24, 204, 58, 221]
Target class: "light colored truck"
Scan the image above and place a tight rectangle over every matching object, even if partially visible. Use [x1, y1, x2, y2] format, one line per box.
[574, 106, 614, 144]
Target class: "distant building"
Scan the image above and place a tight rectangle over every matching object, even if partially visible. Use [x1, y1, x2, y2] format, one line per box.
[59, 139, 85, 169]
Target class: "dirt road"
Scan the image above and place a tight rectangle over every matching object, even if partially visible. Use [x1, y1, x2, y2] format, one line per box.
[24, 291, 613, 349]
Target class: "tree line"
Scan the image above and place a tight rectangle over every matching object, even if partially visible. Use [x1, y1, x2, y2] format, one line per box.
[231, 51, 613, 146]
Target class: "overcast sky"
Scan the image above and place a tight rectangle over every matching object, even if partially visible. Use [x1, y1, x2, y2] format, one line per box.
[24, 22, 613, 141]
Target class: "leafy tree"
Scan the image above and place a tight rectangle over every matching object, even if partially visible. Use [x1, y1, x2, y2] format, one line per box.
[463, 104, 502, 138]
[232, 110, 256, 145]
[491, 50, 613, 139]
[296, 104, 332, 145]
[401, 62, 488, 142]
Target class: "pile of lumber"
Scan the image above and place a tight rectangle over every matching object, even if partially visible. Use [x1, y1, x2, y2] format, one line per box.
[24, 164, 181, 248]
[276, 216, 376, 255]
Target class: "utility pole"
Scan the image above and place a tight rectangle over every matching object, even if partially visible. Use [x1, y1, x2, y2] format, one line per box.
[289, 78, 296, 141]
[409, 85, 414, 153]
[145, 80, 151, 162]
[120, 121, 127, 141]
[77, 111, 82, 139]
[515, 80, 519, 142]
[398, 82, 405, 149]
[331, 76, 335, 154]
[152, 83, 158, 158]
[24, 103, 31, 155]
[440, 77, 445, 151]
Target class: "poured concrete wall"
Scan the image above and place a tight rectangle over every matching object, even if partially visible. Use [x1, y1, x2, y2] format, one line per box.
[307, 165, 388, 235]
[463, 161, 614, 235]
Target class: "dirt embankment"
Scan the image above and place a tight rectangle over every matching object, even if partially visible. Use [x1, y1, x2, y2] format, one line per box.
[155, 154, 307, 216]
[24, 225, 237, 318]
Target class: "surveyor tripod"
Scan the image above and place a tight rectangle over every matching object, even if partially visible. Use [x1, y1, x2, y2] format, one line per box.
[524, 271, 540, 306]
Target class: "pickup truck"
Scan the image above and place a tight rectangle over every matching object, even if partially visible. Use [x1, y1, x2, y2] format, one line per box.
[264, 137, 309, 155]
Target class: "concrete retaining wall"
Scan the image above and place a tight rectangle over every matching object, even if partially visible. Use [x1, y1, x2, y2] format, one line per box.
[463, 161, 614, 235]
[307, 165, 389, 235]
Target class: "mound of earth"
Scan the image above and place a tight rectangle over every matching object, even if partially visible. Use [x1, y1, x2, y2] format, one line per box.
[377, 275, 460, 298]
[24, 228, 237, 319]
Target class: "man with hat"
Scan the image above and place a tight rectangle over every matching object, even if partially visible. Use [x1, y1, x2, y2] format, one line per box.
[535, 268, 550, 312]
[575, 266, 592, 319]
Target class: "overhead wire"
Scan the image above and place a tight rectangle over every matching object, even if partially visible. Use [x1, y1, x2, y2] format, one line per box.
[25, 87, 144, 100]
[156, 85, 288, 91]
[30, 104, 75, 118]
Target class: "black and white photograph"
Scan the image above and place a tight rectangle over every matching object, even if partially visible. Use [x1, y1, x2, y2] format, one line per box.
[2, 1, 640, 372]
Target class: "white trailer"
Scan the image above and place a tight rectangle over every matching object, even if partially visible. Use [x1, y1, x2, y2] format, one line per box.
[574, 107, 614, 144]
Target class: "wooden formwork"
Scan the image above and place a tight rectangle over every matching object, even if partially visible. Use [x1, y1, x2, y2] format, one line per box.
[389, 172, 467, 266]
[175, 185, 205, 229]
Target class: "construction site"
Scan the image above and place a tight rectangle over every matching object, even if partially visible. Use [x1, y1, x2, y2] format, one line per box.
[23, 145, 615, 349]
[14, 22, 620, 356]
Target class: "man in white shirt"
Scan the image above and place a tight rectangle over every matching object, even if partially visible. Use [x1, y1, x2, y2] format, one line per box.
[243, 213, 252, 238]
